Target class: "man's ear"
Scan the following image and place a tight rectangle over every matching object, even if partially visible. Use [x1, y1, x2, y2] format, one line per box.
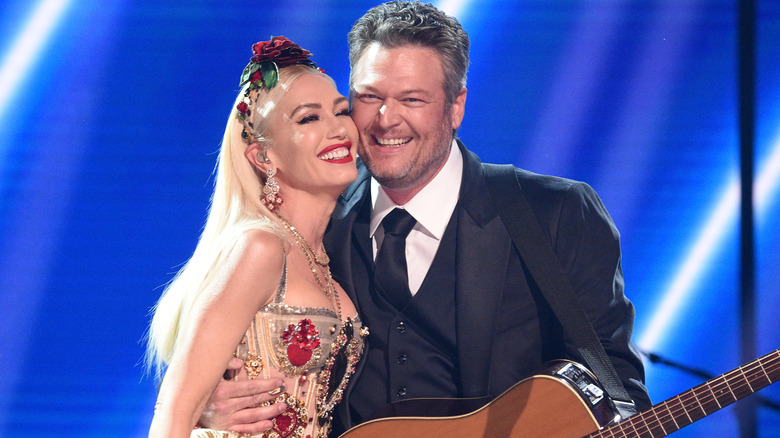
[244, 142, 269, 172]
[450, 87, 467, 130]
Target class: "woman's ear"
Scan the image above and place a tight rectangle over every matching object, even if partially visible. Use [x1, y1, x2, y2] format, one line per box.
[244, 141, 270, 172]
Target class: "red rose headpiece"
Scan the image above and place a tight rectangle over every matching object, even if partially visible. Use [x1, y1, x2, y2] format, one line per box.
[236, 36, 320, 127]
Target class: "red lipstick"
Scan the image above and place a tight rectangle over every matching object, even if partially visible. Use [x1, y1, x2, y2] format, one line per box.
[317, 142, 353, 164]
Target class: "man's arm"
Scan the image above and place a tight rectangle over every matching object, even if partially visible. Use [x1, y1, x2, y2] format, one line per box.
[553, 180, 651, 411]
[197, 357, 288, 433]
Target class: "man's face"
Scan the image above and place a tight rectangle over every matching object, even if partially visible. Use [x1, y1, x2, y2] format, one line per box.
[350, 43, 466, 200]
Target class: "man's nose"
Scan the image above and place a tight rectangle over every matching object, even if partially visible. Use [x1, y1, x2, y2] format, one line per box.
[377, 99, 400, 127]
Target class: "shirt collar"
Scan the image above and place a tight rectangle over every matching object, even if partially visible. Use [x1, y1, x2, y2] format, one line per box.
[369, 140, 463, 239]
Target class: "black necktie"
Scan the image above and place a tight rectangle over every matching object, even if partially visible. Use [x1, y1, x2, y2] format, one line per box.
[374, 208, 417, 310]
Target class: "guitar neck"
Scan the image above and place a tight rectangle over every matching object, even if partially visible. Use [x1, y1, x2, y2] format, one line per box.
[590, 349, 780, 438]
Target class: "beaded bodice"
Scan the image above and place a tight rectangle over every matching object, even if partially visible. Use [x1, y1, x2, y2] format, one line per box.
[194, 257, 366, 438]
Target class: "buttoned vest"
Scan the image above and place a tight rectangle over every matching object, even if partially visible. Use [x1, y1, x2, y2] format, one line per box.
[347, 209, 460, 424]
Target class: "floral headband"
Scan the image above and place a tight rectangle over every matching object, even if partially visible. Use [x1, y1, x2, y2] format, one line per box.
[236, 36, 319, 142]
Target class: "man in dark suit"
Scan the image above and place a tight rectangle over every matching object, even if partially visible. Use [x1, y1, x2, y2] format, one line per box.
[328, 1, 650, 432]
[200, 1, 650, 435]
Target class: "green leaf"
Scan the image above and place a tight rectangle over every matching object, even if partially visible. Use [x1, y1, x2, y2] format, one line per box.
[260, 62, 279, 89]
[240, 62, 259, 86]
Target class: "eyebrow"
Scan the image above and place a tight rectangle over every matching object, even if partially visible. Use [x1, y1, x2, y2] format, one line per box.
[290, 103, 321, 119]
[290, 96, 349, 118]
[354, 85, 431, 97]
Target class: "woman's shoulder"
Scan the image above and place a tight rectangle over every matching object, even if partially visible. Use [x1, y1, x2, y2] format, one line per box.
[207, 227, 287, 310]
[233, 228, 286, 270]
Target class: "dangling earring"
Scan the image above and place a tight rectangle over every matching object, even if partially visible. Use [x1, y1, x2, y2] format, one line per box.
[262, 168, 283, 211]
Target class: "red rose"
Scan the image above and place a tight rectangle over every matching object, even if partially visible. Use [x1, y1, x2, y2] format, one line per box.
[250, 36, 312, 67]
[236, 101, 248, 115]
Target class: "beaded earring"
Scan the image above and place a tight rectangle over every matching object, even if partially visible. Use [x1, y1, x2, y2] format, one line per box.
[262, 168, 283, 210]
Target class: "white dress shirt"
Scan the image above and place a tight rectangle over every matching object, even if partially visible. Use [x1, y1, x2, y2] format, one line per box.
[369, 141, 463, 295]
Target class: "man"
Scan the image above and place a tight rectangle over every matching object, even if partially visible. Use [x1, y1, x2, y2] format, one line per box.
[201, 1, 650, 435]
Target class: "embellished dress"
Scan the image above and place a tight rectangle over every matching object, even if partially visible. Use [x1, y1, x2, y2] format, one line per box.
[193, 260, 367, 438]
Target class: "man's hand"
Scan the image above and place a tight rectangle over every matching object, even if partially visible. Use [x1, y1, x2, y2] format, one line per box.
[199, 358, 287, 434]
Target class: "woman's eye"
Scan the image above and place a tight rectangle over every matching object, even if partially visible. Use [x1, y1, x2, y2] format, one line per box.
[297, 114, 319, 124]
[336, 109, 352, 117]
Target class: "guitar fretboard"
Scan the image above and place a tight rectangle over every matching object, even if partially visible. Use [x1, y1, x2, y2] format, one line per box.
[589, 349, 780, 438]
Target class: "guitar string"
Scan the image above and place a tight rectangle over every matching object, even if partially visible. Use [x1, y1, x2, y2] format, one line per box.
[614, 353, 780, 438]
[589, 350, 780, 438]
[662, 353, 780, 419]
[591, 356, 779, 438]
[622, 355, 780, 437]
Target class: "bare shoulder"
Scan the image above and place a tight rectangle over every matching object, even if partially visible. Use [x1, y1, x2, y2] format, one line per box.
[212, 228, 286, 308]
[232, 229, 285, 275]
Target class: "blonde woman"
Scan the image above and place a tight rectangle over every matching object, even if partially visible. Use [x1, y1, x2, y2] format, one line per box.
[146, 37, 366, 438]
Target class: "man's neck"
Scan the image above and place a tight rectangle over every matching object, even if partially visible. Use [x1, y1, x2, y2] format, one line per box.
[380, 177, 437, 206]
[371, 140, 463, 216]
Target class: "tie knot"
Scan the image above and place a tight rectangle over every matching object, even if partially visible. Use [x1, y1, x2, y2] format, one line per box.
[382, 208, 416, 237]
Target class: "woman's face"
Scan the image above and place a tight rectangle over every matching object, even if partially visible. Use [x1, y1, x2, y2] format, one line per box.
[265, 73, 359, 197]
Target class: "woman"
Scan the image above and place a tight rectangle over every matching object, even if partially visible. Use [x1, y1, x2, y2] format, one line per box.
[146, 36, 366, 438]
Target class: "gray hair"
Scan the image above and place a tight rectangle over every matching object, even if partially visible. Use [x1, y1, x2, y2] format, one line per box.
[348, 1, 470, 105]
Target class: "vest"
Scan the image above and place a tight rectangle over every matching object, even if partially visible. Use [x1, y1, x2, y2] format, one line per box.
[347, 210, 460, 424]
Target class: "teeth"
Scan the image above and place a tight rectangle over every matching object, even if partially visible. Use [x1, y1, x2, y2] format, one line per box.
[375, 136, 412, 146]
[318, 147, 349, 160]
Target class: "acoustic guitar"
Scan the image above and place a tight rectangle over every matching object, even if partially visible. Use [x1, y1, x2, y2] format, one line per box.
[340, 349, 779, 438]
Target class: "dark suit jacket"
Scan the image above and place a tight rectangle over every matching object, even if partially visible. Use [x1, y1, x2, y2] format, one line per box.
[325, 141, 650, 431]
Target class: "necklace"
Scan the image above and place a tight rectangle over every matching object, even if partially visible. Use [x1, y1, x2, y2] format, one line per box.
[278, 216, 330, 266]
[277, 214, 342, 320]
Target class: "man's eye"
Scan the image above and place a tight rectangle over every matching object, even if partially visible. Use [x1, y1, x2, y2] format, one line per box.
[404, 97, 427, 105]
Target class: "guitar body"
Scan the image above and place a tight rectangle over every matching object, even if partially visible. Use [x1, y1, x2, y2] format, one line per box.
[340, 361, 612, 438]
[340, 349, 780, 437]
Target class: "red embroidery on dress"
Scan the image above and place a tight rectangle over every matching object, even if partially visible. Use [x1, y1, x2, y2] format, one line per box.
[272, 406, 299, 437]
[281, 319, 320, 367]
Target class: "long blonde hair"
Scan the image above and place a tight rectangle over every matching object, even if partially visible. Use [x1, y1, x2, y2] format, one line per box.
[145, 65, 321, 379]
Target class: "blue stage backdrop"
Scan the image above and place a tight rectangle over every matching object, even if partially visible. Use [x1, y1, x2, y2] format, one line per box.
[0, 0, 778, 436]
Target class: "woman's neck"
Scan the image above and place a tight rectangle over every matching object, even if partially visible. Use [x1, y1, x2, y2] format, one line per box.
[274, 190, 336, 247]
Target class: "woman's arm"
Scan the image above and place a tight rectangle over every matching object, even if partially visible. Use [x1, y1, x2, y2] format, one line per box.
[149, 231, 285, 438]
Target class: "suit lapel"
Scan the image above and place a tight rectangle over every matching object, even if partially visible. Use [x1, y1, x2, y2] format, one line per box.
[325, 161, 372, 302]
[349, 199, 372, 307]
[454, 142, 513, 397]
